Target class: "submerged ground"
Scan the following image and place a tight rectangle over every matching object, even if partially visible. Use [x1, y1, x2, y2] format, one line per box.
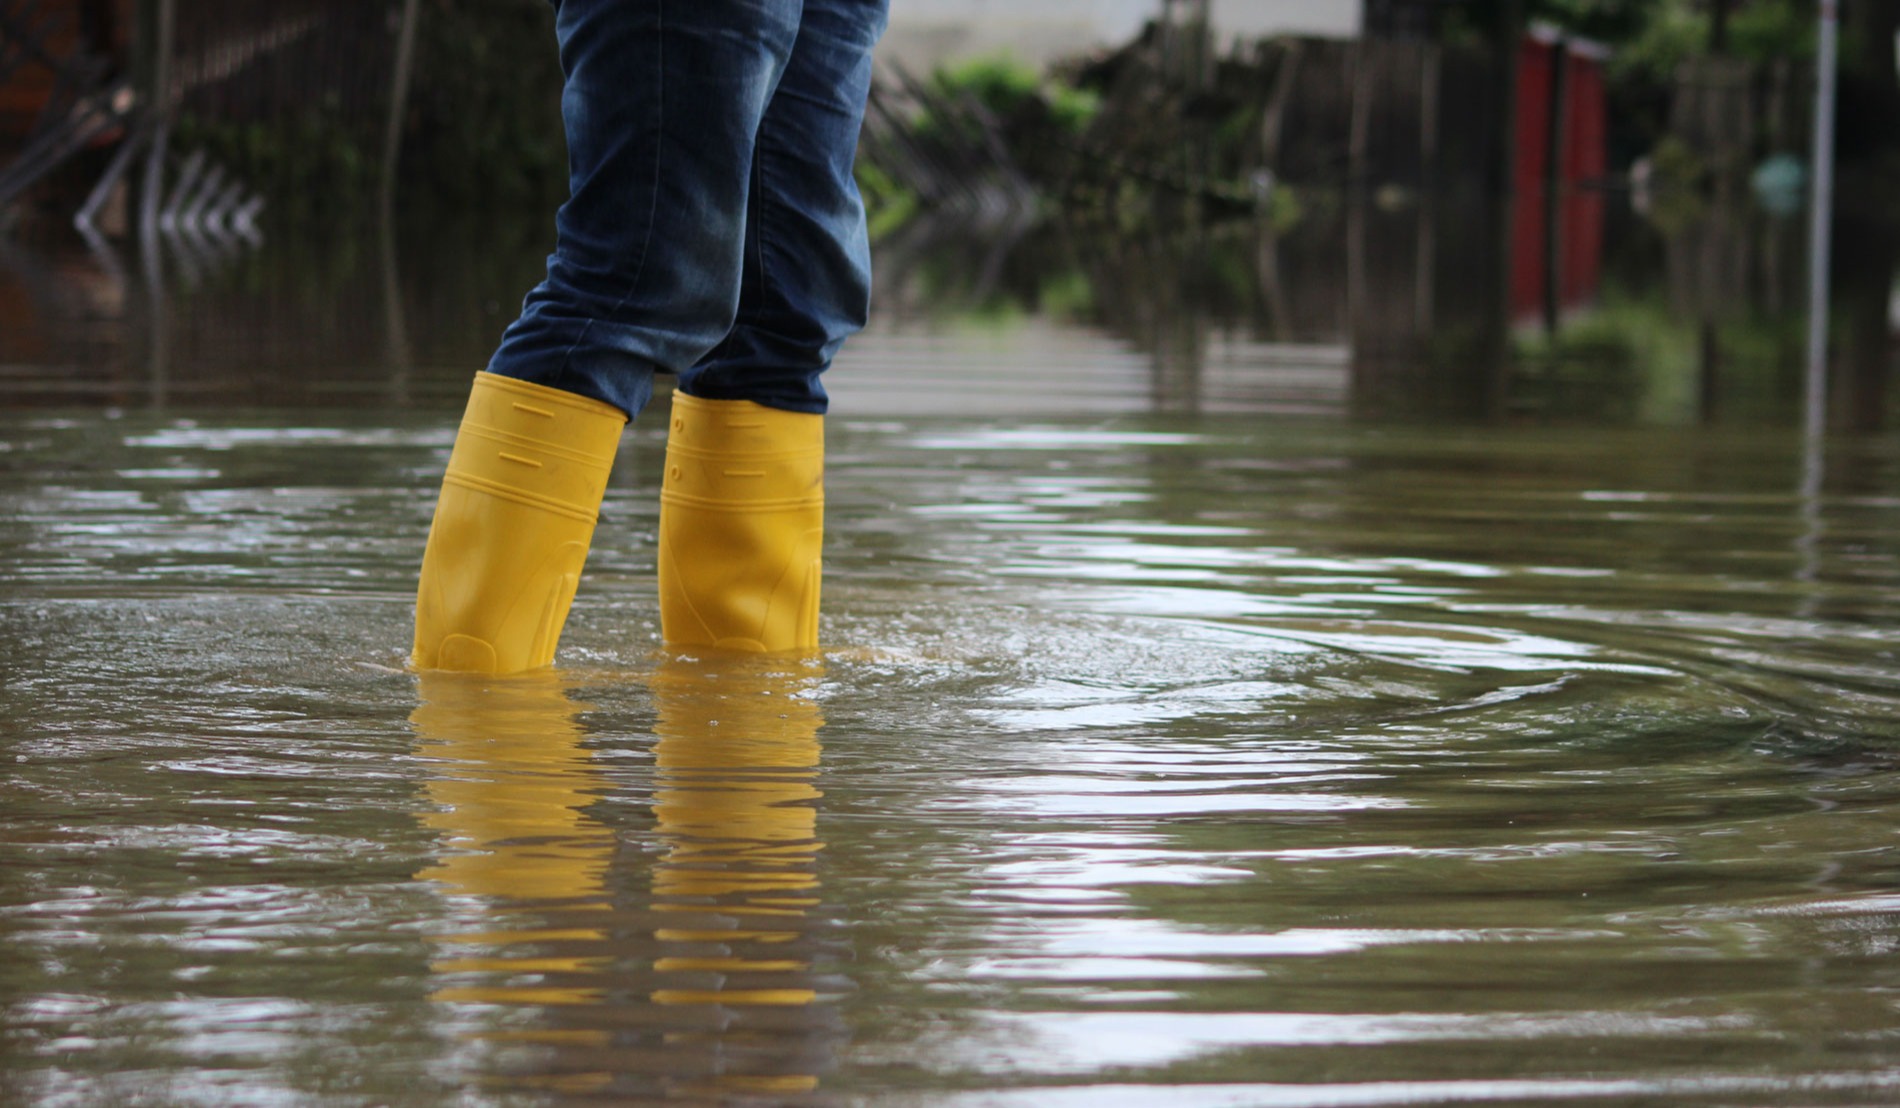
[2, 204, 1898, 1105]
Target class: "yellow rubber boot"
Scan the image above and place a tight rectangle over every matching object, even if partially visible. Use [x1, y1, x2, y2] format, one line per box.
[658, 394, 823, 652]
[414, 372, 625, 673]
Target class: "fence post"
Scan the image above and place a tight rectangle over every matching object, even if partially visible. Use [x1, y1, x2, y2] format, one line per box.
[137, 0, 175, 250]
[1804, 0, 1838, 435]
[380, 0, 422, 219]
[1543, 33, 1567, 337]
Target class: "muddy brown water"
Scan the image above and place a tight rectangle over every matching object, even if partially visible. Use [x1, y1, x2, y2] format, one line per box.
[4, 212, 1900, 1104]
[5, 402, 1900, 1105]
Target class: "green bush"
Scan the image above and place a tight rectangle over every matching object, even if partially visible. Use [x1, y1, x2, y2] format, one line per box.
[925, 55, 1100, 137]
[171, 102, 376, 223]
[401, 0, 567, 207]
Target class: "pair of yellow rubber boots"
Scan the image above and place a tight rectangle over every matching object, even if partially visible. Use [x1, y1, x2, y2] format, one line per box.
[412, 372, 824, 672]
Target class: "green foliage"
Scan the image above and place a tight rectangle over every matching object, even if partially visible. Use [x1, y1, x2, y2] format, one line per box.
[1644, 135, 1711, 227]
[1437, 0, 1653, 48]
[1512, 276, 1806, 426]
[1049, 83, 1105, 136]
[1264, 183, 1303, 233]
[1608, 3, 1710, 82]
[171, 0, 572, 221]
[925, 55, 1100, 137]
[854, 160, 918, 242]
[401, 0, 567, 207]
[1527, 0, 1655, 45]
[1036, 268, 1094, 318]
[1729, 2, 1817, 64]
[1435, 1, 1846, 167]
[931, 56, 1039, 115]
[1443, 1, 1822, 79]
[171, 101, 377, 224]
[1613, 0, 1816, 79]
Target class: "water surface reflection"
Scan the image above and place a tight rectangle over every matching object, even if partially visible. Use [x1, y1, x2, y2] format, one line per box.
[413, 658, 840, 1103]
[1, 324, 1899, 1101]
[2, 192, 1892, 426]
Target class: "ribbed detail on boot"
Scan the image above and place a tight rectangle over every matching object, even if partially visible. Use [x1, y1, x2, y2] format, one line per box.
[413, 372, 625, 673]
[658, 394, 824, 653]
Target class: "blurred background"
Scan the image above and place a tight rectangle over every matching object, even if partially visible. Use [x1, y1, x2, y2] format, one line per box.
[1, 0, 1896, 426]
[8, 9, 1900, 1102]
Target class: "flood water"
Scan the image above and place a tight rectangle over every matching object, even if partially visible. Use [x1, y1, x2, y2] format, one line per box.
[4, 204, 1900, 1105]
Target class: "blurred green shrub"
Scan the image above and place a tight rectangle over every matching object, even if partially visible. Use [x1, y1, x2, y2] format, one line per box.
[922, 55, 1100, 139]
[401, 0, 567, 208]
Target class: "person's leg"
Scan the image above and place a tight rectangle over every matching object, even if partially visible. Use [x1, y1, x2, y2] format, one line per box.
[658, 0, 887, 653]
[676, 0, 889, 413]
[489, 0, 806, 418]
[417, 0, 805, 673]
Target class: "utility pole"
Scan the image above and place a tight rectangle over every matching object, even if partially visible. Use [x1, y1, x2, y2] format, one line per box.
[1805, 0, 1839, 438]
[1794, 0, 1840, 613]
[137, 0, 175, 250]
[1484, 0, 1526, 420]
[379, 0, 422, 221]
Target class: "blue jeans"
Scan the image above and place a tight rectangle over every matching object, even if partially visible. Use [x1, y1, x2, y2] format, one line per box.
[487, 0, 888, 417]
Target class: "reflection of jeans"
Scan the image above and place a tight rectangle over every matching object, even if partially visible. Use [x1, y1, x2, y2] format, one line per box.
[488, 0, 889, 418]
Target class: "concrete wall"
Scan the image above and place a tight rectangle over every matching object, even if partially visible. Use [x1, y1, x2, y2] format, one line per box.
[880, 0, 1363, 73]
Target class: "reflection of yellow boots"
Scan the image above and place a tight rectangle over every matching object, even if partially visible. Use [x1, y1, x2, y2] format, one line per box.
[658, 394, 823, 652]
[649, 655, 832, 1096]
[413, 671, 614, 1014]
[414, 671, 610, 907]
[411, 660, 837, 1097]
[414, 372, 625, 673]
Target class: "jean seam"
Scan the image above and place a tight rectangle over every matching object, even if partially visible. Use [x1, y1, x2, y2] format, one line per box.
[555, 0, 665, 384]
